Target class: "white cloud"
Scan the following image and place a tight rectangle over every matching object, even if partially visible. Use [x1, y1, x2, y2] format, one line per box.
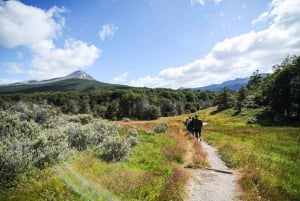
[112, 71, 130, 83]
[191, 0, 223, 6]
[0, 1, 100, 80]
[99, 24, 119, 41]
[5, 62, 24, 74]
[0, 1, 65, 48]
[252, 11, 270, 24]
[30, 39, 101, 79]
[131, 0, 300, 89]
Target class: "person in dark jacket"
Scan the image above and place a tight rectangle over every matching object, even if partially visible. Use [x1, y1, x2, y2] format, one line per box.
[193, 115, 203, 141]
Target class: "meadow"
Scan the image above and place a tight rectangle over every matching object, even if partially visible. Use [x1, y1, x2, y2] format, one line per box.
[200, 107, 300, 201]
[0, 102, 207, 201]
[1, 103, 299, 201]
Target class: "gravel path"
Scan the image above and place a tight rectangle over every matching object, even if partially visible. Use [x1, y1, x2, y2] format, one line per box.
[185, 141, 240, 201]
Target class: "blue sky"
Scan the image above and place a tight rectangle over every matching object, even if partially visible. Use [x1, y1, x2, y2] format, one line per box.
[0, 0, 300, 88]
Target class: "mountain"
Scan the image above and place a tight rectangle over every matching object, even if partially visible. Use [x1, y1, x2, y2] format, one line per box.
[8, 71, 95, 86]
[60, 70, 95, 80]
[0, 71, 129, 93]
[195, 77, 250, 91]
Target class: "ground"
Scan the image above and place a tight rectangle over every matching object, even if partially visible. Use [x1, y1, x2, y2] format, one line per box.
[184, 139, 240, 201]
[116, 119, 241, 201]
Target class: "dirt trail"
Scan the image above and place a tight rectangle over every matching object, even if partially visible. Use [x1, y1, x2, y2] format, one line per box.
[185, 140, 240, 201]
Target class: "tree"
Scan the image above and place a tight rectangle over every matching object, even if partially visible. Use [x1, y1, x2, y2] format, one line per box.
[215, 87, 235, 111]
[142, 105, 161, 120]
[235, 86, 247, 112]
[263, 55, 300, 117]
[79, 95, 91, 114]
[105, 99, 120, 120]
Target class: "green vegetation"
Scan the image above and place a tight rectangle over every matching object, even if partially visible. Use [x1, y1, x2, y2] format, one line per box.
[200, 107, 300, 201]
[0, 87, 215, 120]
[0, 56, 299, 201]
[234, 55, 300, 121]
[0, 102, 191, 201]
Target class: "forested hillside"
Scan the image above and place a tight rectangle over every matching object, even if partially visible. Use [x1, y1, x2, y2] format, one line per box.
[0, 88, 216, 120]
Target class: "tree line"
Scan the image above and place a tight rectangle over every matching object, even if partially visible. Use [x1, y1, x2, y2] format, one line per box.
[0, 88, 216, 120]
[216, 55, 300, 120]
[1, 55, 299, 121]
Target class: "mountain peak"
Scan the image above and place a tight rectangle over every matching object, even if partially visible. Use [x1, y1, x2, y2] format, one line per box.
[65, 71, 95, 80]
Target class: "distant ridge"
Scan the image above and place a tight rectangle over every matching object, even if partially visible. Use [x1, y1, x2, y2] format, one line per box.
[197, 77, 250, 91]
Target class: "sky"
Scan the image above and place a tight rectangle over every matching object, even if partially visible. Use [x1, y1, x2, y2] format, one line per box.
[0, 0, 300, 89]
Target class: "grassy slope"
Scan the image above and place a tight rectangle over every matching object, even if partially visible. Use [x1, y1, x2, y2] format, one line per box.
[199, 107, 300, 201]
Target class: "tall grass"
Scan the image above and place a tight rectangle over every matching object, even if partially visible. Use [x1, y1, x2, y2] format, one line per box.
[200, 108, 300, 201]
[1, 107, 226, 201]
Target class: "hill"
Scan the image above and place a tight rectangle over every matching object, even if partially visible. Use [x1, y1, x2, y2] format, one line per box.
[0, 71, 129, 93]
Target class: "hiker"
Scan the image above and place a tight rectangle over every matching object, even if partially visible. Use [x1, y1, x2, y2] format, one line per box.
[193, 115, 203, 141]
[187, 117, 193, 134]
[183, 118, 189, 129]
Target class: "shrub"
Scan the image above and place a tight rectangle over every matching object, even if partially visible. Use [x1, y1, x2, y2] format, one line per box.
[65, 120, 121, 151]
[247, 117, 257, 124]
[127, 128, 138, 137]
[31, 103, 57, 125]
[68, 114, 94, 125]
[97, 136, 131, 162]
[31, 128, 68, 168]
[90, 121, 119, 144]
[0, 117, 67, 189]
[126, 128, 138, 147]
[154, 122, 169, 133]
[66, 123, 89, 151]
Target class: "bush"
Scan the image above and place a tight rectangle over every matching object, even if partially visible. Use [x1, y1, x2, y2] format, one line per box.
[66, 123, 89, 151]
[89, 121, 118, 145]
[127, 128, 138, 137]
[126, 128, 138, 147]
[31, 128, 68, 168]
[68, 114, 94, 125]
[97, 136, 131, 162]
[0, 117, 67, 189]
[154, 122, 169, 133]
[247, 117, 257, 124]
[66, 120, 120, 151]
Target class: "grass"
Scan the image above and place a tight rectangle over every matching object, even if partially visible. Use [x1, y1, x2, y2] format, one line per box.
[1, 119, 193, 201]
[0, 167, 85, 201]
[4, 106, 296, 201]
[199, 107, 300, 201]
